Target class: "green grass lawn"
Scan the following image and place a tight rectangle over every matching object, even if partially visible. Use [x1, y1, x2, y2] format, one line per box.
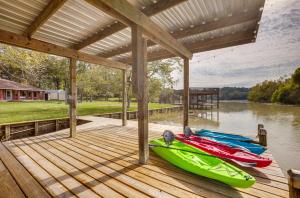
[0, 101, 173, 124]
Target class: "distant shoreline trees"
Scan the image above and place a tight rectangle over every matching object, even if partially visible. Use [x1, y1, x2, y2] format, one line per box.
[248, 67, 300, 104]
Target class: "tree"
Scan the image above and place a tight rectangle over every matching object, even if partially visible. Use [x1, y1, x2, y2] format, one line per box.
[248, 80, 282, 102]
[248, 67, 300, 105]
[129, 57, 182, 103]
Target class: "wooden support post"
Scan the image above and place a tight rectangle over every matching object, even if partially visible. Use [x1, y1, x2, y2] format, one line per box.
[183, 58, 189, 130]
[5, 125, 10, 141]
[55, 120, 59, 131]
[34, 122, 39, 136]
[217, 91, 220, 109]
[69, 58, 77, 138]
[210, 94, 213, 109]
[132, 24, 149, 164]
[288, 169, 300, 198]
[122, 69, 128, 126]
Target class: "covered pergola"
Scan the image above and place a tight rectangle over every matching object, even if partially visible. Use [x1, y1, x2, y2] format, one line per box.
[0, 0, 265, 164]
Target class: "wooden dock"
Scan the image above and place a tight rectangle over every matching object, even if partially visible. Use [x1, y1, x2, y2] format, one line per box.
[0, 116, 289, 198]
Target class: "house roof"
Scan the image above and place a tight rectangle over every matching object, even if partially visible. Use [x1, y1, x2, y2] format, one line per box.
[0, 0, 265, 67]
[0, 78, 44, 91]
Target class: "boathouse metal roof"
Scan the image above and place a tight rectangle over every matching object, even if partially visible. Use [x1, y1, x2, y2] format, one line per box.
[0, 0, 265, 66]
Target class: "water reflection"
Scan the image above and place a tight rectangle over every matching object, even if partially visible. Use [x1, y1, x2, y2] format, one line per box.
[149, 101, 300, 173]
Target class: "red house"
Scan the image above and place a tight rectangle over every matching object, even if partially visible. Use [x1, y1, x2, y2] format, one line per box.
[0, 78, 45, 101]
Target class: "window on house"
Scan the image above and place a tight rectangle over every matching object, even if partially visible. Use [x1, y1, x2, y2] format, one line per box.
[34, 92, 37, 97]
[20, 91, 26, 97]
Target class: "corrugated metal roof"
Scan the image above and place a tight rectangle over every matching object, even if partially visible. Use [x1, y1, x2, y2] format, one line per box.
[0, 0, 264, 60]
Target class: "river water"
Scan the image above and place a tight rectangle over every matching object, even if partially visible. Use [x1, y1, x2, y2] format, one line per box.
[149, 101, 300, 173]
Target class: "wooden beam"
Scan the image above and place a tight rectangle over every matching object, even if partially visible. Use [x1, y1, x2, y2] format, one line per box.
[183, 58, 189, 129]
[24, 0, 67, 37]
[69, 58, 77, 138]
[73, 0, 186, 50]
[0, 29, 128, 70]
[122, 69, 128, 126]
[85, 0, 192, 59]
[132, 25, 149, 164]
[101, 11, 259, 58]
[120, 31, 254, 63]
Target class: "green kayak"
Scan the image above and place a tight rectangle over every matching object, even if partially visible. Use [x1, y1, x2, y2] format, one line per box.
[150, 138, 255, 188]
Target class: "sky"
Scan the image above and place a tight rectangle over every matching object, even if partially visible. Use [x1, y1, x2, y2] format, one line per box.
[174, 0, 300, 88]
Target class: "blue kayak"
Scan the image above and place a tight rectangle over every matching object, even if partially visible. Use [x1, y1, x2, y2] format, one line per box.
[195, 129, 253, 142]
[203, 136, 266, 155]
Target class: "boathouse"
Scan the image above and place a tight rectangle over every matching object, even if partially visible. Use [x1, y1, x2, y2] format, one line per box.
[0, 78, 45, 101]
[1, 0, 298, 197]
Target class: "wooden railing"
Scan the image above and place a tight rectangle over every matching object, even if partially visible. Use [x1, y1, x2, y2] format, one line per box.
[97, 106, 183, 120]
[0, 118, 89, 141]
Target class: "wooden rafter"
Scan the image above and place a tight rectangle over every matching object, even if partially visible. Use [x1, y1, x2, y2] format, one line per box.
[85, 0, 192, 59]
[100, 10, 259, 58]
[0, 29, 128, 70]
[23, 0, 68, 37]
[119, 31, 254, 63]
[72, 0, 186, 50]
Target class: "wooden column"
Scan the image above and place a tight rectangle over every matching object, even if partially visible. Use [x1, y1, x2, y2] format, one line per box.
[183, 58, 189, 130]
[217, 90, 220, 109]
[132, 24, 149, 164]
[69, 58, 77, 138]
[5, 125, 10, 141]
[288, 169, 300, 198]
[55, 119, 59, 131]
[122, 69, 128, 126]
[34, 122, 39, 136]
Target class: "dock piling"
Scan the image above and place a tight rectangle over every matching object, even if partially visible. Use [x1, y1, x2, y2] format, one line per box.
[288, 169, 300, 198]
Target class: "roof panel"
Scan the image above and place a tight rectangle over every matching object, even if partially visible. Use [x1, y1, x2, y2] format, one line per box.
[34, 0, 115, 47]
[0, 0, 264, 60]
[0, 0, 49, 34]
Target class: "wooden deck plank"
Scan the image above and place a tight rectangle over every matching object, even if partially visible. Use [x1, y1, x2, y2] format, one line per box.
[75, 128, 288, 186]
[77, 127, 288, 198]
[29, 136, 177, 198]
[50, 127, 287, 198]
[13, 138, 122, 198]
[0, 159, 25, 198]
[82, 128, 287, 179]
[45, 133, 238, 198]
[0, 143, 51, 198]
[25, 136, 151, 198]
[70, 132, 289, 192]
[9, 140, 100, 198]
[4, 141, 76, 198]
[38, 135, 204, 198]
[0, 117, 289, 198]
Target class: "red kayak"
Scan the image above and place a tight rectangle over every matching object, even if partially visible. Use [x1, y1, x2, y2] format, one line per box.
[176, 134, 272, 168]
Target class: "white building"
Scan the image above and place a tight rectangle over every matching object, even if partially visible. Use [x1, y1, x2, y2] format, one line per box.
[46, 90, 66, 101]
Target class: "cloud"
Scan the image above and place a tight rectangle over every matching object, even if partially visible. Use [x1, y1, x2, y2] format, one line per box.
[174, 0, 300, 88]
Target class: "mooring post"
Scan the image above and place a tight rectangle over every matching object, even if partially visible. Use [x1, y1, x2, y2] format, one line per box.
[258, 128, 267, 146]
[5, 125, 10, 141]
[258, 123, 264, 131]
[288, 169, 300, 198]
